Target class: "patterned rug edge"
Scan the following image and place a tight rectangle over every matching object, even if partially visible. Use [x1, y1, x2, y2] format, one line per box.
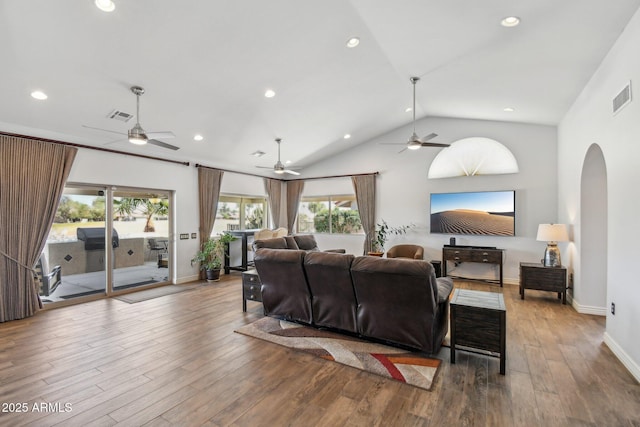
[235, 316, 441, 391]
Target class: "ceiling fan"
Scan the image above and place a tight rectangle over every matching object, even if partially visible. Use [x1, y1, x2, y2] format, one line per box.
[381, 76, 450, 153]
[256, 138, 301, 175]
[83, 86, 179, 151]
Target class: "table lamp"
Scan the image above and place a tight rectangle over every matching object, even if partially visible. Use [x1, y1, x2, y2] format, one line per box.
[536, 224, 569, 267]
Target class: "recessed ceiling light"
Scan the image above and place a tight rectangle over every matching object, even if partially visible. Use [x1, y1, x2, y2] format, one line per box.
[95, 0, 116, 12]
[193, 134, 204, 141]
[264, 89, 276, 98]
[503, 107, 515, 112]
[251, 150, 266, 157]
[501, 16, 520, 27]
[346, 37, 360, 48]
[405, 107, 413, 113]
[30, 90, 48, 100]
[343, 134, 351, 139]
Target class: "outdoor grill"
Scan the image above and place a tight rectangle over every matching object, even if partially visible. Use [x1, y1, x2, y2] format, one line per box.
[76, 228, 120, 272]
[77, 227, 119, 250]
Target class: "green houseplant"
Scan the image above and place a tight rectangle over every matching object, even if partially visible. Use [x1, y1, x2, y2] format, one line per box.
[370, 219, 412, 255]
[191, 232, 237, 281]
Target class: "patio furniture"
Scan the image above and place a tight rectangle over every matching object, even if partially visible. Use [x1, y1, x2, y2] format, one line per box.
[34, 255, 62, 297]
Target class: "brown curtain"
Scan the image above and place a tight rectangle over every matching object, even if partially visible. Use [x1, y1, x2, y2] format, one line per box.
[0, 136, 77, 322]
[286, 180, 304, 234]
[264, 178, 282, 228]
[352, 174, 376, 254]
[198, 167, 224, 278]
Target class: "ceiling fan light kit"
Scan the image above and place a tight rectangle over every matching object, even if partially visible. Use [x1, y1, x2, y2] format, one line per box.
[256, 138, 301, 176]
[379, 76, 449, 153]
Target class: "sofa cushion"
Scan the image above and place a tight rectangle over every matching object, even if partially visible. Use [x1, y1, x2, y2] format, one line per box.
[304, 251, 357, 333]
[254, 248, 312, 324]
[284, 235, 299, 249]
[253, 237, 288, 250]
[293, 234, 320, 251]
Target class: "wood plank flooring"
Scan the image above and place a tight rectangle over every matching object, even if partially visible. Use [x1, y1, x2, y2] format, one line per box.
[1, 275, 639, 426]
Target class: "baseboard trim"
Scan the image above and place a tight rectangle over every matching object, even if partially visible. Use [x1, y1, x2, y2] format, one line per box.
[571, 299, 607, 316]
[604, 332, 640, 383]
[176, 274, 199, 284]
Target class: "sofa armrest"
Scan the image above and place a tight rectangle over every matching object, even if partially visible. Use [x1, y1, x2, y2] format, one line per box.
[436, 277, 454, 304]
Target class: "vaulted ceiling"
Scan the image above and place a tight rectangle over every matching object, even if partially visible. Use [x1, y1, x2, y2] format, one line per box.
[1, 0, 639, 175]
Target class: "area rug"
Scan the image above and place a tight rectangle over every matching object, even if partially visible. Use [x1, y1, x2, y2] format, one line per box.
[235, 316, 441, 391]
[114, 284, 198, 303]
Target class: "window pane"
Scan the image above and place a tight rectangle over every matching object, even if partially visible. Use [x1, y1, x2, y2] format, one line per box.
[330, 198, 362, 234]
[244, 202, 265, 229]
[298, 201, 330, 233]
[214, 201, 240, 234]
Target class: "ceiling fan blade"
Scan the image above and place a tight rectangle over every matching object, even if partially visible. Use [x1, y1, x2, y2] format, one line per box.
[283, 169, 301, 176]
[420, 142, 450, 148]
[379, 142, 408, 145]
[398, 147, 408, 154]
[421, 133, 438, 141]
[82, 125, 126, 136]
[147, 139, 180, 150]
[145, 131, 175, 139]
[256, 166, 273, 169]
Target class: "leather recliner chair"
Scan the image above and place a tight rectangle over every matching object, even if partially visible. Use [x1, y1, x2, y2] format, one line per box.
[386, 244, 424, 260]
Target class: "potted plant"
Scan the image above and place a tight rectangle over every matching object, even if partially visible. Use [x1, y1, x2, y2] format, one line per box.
[369, 219, 412, 256]
[191, 232, 237, 282]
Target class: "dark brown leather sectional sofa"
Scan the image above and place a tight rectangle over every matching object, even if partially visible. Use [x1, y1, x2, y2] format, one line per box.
[253, 245, 454, 355]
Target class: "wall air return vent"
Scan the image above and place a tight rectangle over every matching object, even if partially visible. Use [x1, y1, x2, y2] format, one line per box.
[613, 81, 632, 115]
[108, 109, 134, 122]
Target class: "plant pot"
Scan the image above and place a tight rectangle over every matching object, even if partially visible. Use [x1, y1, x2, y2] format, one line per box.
[367, 251, 384, 257]
[205, 269, 221, 282]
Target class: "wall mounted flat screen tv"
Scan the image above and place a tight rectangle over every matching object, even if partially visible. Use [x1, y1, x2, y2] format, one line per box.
[430, 190, 515, 236]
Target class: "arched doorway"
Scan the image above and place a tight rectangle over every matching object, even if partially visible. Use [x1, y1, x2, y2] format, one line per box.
[579, 144, 607, 311]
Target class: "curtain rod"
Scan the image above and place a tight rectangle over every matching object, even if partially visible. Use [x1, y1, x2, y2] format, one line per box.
[195, 164, 379, 182]
[0, 131, 190, 166]
[286, 171, 379, 182]
[194, 163, 273, 180]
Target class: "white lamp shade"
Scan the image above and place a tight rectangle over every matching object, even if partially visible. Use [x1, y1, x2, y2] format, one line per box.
[536, 224, 569, 242]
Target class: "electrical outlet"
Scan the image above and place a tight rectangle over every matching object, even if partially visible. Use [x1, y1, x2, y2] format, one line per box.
[611, 302, 615, 315]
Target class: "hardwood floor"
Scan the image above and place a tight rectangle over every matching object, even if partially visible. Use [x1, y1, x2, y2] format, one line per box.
[1, 275, 638, 426]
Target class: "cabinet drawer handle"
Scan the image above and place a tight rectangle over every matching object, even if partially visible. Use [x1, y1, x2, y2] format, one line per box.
[482, 252, 489, 256]
[454, 257, 460, 261]
[249, 276, 257, 282]
[454, 251, 460, 255]
[483, 259, 489, 262]
[249, 295, 255, 300]
[250, 285, 258, 291]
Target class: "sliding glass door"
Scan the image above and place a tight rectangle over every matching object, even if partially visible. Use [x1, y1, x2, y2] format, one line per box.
[112, 189, 171, 291]
[40, 184, 172, 304]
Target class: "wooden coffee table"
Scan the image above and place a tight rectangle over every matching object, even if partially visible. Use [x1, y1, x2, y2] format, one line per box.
[450, 289, 506, 375]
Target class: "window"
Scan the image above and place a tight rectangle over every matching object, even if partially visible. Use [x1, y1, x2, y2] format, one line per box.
[297, 195, 362, 234]
[213, 194, 268, 234]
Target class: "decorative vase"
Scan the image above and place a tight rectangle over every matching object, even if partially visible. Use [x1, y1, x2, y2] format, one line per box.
[367, 251, 384, 257]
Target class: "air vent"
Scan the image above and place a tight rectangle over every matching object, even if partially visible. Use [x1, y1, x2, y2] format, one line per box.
[613, 82, 632, 114]
[108, 109, 134, 122]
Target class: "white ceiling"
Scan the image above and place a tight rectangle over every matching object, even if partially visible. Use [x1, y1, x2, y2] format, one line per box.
[1, 0, 639, 176]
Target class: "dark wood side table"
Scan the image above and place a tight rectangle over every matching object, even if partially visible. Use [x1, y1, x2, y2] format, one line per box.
[450, 289, 507, 375]
[519, 262, 567, 304]
[242, 269, 262, 312]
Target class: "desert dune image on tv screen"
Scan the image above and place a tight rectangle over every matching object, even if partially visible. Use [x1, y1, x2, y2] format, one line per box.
[430, 191, 515, 236]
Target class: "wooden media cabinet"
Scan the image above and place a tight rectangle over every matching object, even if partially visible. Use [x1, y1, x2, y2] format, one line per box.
[442, 245, 504, 286]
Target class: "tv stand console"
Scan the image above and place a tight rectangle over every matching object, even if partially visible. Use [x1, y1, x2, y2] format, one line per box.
[442, 245, 504, 286]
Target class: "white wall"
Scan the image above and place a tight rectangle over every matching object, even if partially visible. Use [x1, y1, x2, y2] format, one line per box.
[68, 148, 201, 282]
[301, 116, 558, 283]
[558, 7, 640, 380]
